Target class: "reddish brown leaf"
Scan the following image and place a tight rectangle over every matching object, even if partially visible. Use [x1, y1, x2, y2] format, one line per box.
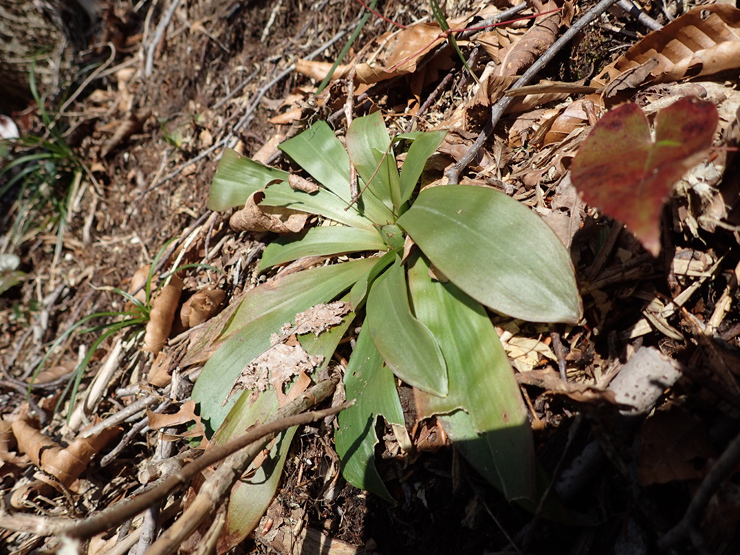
[570, 96, 718, 255]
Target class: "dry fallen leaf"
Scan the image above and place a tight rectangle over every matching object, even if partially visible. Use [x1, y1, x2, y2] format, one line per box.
[143, 273, 184, 354]
[593, 4, 740, 87]
[229, 189, 308, 234]
[179, 288, 226, 330]
[12, 419, 120, 489]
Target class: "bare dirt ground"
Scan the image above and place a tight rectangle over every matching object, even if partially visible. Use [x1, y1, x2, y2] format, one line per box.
[3, 0, 740, 553]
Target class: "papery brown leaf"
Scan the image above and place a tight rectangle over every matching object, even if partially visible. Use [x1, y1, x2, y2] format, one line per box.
[602, 58, 660, 98]
[29, 363, 73, 385]
[142, 273, 184, 354]
[294, 59, 349, 82]
[593, 5, 740, 87]
[229, 190, 308, 234]
[570, 96, 718, 255]
[542, 98, 599, 145]
[11, 420, 120, 489]
[147, 400, 205, 439]
[354, 15, 471, 85]
[288, 174, 319, 193]
[124, 264, 151, 312]
[179, 288, 226, 329]
[147, 351, 171, 387]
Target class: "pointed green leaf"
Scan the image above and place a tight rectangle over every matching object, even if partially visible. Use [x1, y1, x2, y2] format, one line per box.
[193, 258, 376, 431]
[278, 120, 353, 202]
[366, 259, 447, 396]
[336, 324, 404, 503]
[408, 254, 535, 500]
[214, 313, 354, 550]
[278, 123, 395, 225]
[346, 112, 401, 211]
[208, 149, 374, 231]
[258, 226, 386, 273]
[398, 185, 582, 324]
[398, 130, 446, 206]
[349, 250, 396, 310]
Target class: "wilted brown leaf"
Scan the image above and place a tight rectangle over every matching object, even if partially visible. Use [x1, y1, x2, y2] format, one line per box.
[294, 59, 349, 82]
[147, 399, 206, 439]
[100, 108, 151, 158]
[143, 273, 184, 354]
[179, 288, 226, 330]
[229, 189, 308, 234]
[12, 420, 120, 489]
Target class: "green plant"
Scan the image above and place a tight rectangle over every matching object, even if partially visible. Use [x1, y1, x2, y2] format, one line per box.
[0, 66, 84, 258]
[192, 111, 581, 546]
[29, 240, 215, 415]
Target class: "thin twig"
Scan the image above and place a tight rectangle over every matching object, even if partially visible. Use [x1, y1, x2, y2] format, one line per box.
[446, 0, 623, 184]
[616, 0, 663, 32]
[145, 0, 183, 77]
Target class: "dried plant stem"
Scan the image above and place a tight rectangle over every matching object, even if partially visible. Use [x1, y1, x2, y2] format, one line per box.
[446, 0, 622, 185]
[64, 379, 349, 540]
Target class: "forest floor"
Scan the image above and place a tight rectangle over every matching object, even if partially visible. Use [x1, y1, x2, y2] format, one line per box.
[3, 0, 740, 553]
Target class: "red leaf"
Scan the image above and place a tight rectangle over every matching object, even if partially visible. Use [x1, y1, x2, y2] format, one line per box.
[570, 96, 718, 255]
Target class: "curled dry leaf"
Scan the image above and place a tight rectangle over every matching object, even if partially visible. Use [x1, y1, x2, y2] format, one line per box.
[593, 5, 740, 87]
[142, 273, 184, 354]
[147, 400, 206, 439]
[11, 419, 121, 489]
[515, 369, 618, 406]
[355, 15, 471, 85]
[179, 288, 226, 329]
[294, 59, 349, 82]
[288, 173, 319, 193]
[124, 264, 151, 312]
[229, 189, 308, 234]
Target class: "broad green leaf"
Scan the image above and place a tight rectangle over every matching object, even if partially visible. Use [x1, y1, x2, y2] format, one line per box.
[193, 258, 375, 431]
[208, 149, 288, 210]
[278, 120, 353, 202]
[398, 185, 582, 324]
[408, 254, 535, 500]
[346, 112, 401, 211]
[398, 130, 446, 207]
[349, 250, 396, 310]
[336, 324, 404, 503]
[258, 226, 387, 273]
[208, 149, 374, 231]
[278, 122, 395, 226]
[213, 313, 353, 550]
[366, 259, 447, 396]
